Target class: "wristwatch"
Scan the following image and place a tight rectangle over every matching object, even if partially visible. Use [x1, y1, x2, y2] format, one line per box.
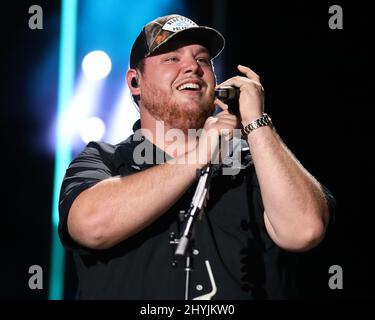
[241, 113, 273, 137]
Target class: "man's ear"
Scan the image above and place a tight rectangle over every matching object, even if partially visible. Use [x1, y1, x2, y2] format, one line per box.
[126, 69, 141, 96]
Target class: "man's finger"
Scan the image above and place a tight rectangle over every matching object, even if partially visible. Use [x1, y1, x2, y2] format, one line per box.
[237, 64, 260, 81]
[214, 98, 228, 110]
[217, 77, 262, 90]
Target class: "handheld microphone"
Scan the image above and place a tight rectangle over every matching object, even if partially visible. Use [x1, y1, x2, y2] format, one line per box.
[215, 86, 240, 116]
[215, 86, 239, 102]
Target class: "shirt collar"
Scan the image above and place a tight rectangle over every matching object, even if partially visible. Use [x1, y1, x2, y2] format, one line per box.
[113, 120, 171, 172]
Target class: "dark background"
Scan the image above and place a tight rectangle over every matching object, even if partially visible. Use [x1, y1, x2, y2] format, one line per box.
[0, 0, 372, 300]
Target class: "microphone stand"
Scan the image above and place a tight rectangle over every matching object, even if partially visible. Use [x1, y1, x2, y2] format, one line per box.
[172, 163, 220, 300]
[169, 133, 242, 299]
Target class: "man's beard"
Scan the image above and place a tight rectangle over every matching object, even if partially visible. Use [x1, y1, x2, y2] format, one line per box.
[141, 81, 215, 133]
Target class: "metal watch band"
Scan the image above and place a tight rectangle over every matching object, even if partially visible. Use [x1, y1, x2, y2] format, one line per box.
[241, 113, 273, 137]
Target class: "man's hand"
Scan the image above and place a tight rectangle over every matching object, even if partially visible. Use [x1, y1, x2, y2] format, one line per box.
[217, 65, 264, 126]
[197, 98, 238, 165]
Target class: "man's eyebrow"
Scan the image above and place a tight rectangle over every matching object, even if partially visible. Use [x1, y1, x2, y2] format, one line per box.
[179, 47, 211, 58]
[156, 44, 211, 57]
[172, 44, 210, 54]
[195, 48, 210, 55]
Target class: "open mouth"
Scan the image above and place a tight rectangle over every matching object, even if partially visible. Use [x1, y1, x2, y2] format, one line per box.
[177, 82, 202, 92]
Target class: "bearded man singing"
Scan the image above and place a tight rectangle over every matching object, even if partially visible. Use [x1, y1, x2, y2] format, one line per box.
[58, 14, 335, 300]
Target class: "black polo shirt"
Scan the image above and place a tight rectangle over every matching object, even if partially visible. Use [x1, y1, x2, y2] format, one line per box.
[59, 120, 334, 300]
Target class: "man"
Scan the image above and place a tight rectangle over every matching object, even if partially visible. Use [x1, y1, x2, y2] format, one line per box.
[59, 14, 335, 299]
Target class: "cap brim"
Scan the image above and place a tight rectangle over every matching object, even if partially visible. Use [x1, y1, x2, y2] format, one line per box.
[149, 26, 225, 60]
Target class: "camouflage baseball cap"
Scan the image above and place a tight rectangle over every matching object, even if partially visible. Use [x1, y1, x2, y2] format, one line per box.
[130, 14, 225, 68]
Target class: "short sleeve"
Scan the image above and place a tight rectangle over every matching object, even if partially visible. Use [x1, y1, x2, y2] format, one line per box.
[58, 142, 116, 249]
[321, 184, 336, 225]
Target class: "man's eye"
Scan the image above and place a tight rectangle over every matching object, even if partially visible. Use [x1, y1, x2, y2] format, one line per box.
[166, 57, 178, 62]
[197, 58, 211, 65]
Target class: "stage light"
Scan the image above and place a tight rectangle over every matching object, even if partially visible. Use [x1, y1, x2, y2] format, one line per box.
[80, 116, 106, 143]
[82, 50, 112, 80]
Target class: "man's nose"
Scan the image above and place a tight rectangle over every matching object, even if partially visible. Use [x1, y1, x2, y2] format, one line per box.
[181, 57, 203, 76]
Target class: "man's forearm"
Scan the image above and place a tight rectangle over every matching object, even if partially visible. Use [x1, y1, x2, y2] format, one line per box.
[68, 160, 202, 249]
[247, 126, 330, 251]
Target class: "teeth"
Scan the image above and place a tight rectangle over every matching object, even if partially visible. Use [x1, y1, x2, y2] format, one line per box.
[177, 83, 200, 90]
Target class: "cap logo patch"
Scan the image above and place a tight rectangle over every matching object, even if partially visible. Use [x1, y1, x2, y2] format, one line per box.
[162, 16, 198, 32]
